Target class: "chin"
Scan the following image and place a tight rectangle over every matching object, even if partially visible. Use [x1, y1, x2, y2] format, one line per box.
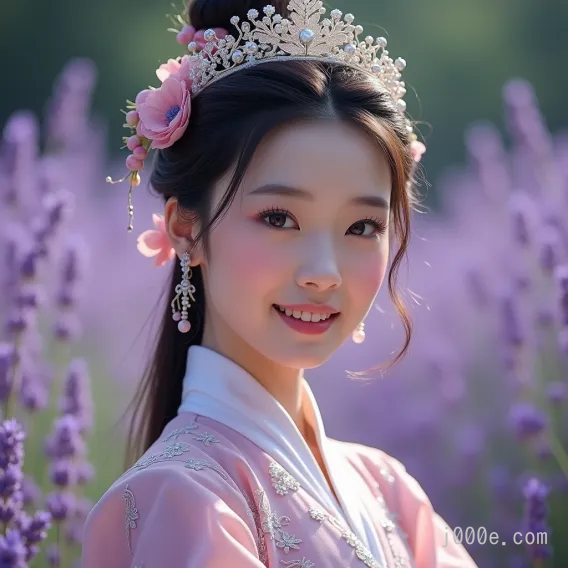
[272, 345, 337, 370]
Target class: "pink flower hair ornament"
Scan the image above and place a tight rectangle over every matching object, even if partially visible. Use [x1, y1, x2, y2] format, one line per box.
[107, 5, 427, 238]
[136, 213, 176, 267]
[106, 20, 228, 233]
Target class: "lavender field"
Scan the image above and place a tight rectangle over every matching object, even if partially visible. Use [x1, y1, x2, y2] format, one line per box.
[0, 59, 566, 567]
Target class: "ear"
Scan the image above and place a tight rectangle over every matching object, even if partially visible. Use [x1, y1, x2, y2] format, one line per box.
[164, 197, 205, 267]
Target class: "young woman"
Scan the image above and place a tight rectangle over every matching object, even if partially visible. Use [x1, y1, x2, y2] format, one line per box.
[82, 0, 477, 566]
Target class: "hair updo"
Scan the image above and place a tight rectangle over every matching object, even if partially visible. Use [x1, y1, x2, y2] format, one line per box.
[125, 0, 421, 465]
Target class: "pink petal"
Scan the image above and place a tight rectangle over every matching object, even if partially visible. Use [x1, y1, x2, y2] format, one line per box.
[152, 213, 166, 231]
[156, 58, 182, 83]
[136, 230, 161, 257]
[135, 89, 151, 107]
[154, 246, 176, 267]
[137, 229, 164, 251]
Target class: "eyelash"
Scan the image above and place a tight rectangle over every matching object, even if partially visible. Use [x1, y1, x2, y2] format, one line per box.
[256, 206, 388, 237]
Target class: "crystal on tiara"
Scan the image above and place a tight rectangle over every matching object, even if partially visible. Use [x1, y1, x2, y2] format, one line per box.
[186, 0, 410, 128]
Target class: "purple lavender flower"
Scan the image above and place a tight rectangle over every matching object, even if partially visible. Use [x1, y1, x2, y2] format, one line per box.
[0, 344, 15, 402]
[500, 295, 524, 358]
[538, 226, 561, 275]
[557, 265, 568, 327]
[546, 382, 566, 404]
[508, 403, 546, 441]
[52, 313, 82, 343]
[76, 460, 95, 486]
[19, 250, 40, 280]
[0, 465, 23, 498]
[60, 358, 92, 433]
[46, 58, 97, 150]
[522, 477, 553, 561]
[19, 370, 49, 413]
[60, 239, 86, 288]
[0, 420, 26, 469]
[508, 193, 534, 248]
[0, 493, 24, 524]
[44, 415, 85, 460]
[17, 510, 52, 562]
[49, 459, 77, 488]
[46, 491, 75, 523]
[36, 190, 74, 244]
[0, 529, 27, 568]
[14, 283, 44, 310]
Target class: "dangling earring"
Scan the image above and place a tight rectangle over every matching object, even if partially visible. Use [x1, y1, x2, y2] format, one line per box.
[352, 322, 365, 344]
[171, 251, 196, 333]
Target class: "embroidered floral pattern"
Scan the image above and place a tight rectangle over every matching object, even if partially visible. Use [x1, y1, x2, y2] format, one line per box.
[129, 442, 193, 471]
[162, 442, 192, 458]
[379, 466, 395, 484]
[308, 507, 326, 522]
[241, 489, 268, 565]
[161, 424, 199, 442]
[307, 507, 383, 568]
[256, 488, 291, 537]
[123, 484, 140, 554]
[269, 462, 300, 495]
[376, 493, 412, 568]
[276, 531, 303, 553]
[191, 432, 220, 446]
[184, 457, 228, 480]
[280, 558, 315, 567]
[253, 487, 314, 564]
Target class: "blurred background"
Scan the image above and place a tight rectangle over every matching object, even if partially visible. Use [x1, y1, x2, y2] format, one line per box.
[0, 0, 567, 566]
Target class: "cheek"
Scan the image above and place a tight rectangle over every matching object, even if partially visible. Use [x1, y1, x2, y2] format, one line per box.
[207, 220, 286, 299]
[347, 247, 389, 302]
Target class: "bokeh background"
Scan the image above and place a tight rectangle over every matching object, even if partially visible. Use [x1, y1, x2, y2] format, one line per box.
[1, 0, 567, 566]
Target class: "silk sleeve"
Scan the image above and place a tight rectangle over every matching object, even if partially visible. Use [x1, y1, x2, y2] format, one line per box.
[381, 454, 479, 568]
[81, 465, 265, 567]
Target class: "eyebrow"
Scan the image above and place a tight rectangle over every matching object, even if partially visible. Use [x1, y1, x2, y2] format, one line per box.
[249, 184, 390, 210]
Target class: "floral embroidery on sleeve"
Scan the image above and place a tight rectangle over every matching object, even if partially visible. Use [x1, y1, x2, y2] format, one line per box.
[161, 423, 199, 442]
[308, 507, 383, 568]
[269, 462, 300, 495]
[123, 484, 140, 554]
[281, 559, 315, 567]
[191, 431, 220, 446]
[254, 487, 315, 566]
[184, 457, 228, 480]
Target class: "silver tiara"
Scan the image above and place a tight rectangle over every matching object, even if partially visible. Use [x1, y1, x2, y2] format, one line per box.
[187, 0, 412, 130]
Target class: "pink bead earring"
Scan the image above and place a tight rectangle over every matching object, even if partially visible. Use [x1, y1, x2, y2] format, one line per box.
[352, 322, 365, 344]
[171, 251, 196, 333]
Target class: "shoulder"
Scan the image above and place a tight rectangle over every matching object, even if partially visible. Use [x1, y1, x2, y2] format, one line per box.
[91, 412, 255, 518]
[328, 439, 431, 534]
[82, 415, 263, 567]
[328, 439, 479, 567]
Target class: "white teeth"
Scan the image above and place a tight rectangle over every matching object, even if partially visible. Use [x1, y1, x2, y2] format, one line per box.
[275, 305, 333, 323]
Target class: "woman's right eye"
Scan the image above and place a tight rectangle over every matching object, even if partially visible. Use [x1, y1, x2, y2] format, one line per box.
[258, 208, 298, 229]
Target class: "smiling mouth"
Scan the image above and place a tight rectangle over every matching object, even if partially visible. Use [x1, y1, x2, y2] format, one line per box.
[273, 304, 340, 323]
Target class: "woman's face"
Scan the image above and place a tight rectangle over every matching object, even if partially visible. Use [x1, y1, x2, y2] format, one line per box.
[197, 120, 391, 370]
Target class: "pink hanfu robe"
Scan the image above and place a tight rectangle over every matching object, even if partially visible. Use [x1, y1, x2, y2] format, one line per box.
[82, 346, 477, 568]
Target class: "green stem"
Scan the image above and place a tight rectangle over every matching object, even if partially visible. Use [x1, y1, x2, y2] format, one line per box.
[547, 430, 568, 480]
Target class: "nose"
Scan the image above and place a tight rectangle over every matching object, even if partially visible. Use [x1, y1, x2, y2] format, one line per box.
[295, 238, 342, 291]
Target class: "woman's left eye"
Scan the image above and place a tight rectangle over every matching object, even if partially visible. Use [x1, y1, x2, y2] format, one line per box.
[348, 218, 388, 237]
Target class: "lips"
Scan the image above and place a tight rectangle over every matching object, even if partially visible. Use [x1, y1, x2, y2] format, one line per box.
[272, 305, 339, 336]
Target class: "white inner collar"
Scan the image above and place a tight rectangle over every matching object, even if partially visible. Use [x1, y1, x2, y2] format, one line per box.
[177, 345, 383, 561]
